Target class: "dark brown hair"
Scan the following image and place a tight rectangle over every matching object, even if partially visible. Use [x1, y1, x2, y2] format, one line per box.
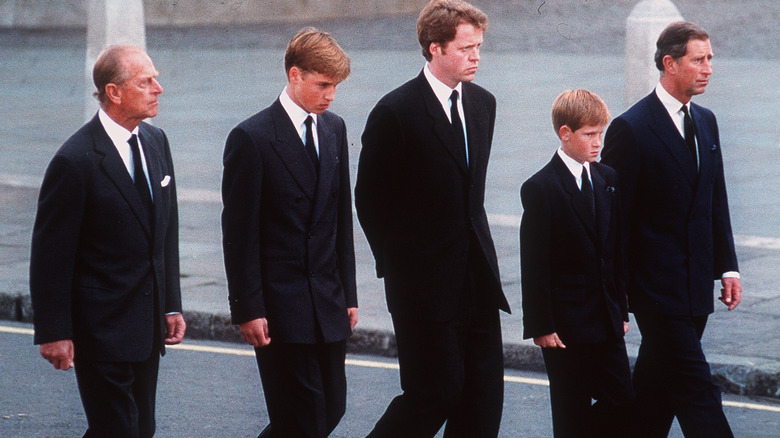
[417, 0, 487, 61]
[655, 21, 709, 72]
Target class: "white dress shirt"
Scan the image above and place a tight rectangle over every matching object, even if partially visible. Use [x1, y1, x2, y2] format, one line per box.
[423, 63, 468, 165]
[557, 148, 591, 189]
[280, 87, 319, 157]
[655, 82, 699, 168]
[98, 109, 153, 200]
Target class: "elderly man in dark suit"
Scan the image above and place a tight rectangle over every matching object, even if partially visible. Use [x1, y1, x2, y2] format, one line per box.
[521, 90, 633, 437]
[30, 45, 186, 437]
[355, 1, 510, 436]
[221, 28, 357, 438]
[602, 21, 741, 437]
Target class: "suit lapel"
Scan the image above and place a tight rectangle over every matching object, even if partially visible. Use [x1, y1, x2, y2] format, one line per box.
[645, 93, 697, 187]
[138, 125, 167, 243]
[591, 164, 611, 246]
[268, 100, 317, 200]
[462, 83, 482, 176]
[310, 115, 337, 223]
[91, 117, 153, 239]
[552, 154, 596, 239]
[416, 72, 469, 174]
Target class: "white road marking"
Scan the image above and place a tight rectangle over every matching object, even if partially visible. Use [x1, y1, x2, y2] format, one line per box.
[3, 325, 779, 412]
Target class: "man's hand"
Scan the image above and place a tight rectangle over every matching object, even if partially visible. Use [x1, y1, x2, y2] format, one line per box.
[165, 313, 187, 345]
[347, 307, 358, 331]
[240, 318, 271, 347]
[719, 277, 742, 311]
[40, 339, 74, 370]
[533, 332, 566, 349]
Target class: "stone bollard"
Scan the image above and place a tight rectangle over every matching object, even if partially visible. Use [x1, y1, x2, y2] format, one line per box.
[624, 0, 683, 106]
[84, 0, 146, 121]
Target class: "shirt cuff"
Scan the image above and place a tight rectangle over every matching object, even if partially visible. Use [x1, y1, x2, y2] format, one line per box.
[722, 271, 740, 279]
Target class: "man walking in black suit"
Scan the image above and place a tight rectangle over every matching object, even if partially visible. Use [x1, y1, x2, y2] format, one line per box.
[30, 45, 186, 437]
[355, 1, 510, 436]
[222, 28, 357, 438]
[602, 21, 741, 437]
[521, 90, 633, 437]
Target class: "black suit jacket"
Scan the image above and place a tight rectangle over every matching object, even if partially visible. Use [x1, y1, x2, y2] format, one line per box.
[222, 99, 357, 344]
[355, 71, 510, 321]
[520, 154, 627, 344]
[602, 91, 738, 316]
[30, 114, 181, 362]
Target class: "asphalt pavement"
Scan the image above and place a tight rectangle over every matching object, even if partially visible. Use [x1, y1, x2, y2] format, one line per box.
[1, 10, 779, 403]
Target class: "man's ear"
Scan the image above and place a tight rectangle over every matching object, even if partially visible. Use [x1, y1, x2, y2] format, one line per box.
[104, 83, 121, 105]
[288, 66, 302, 84]
[429, 42, 441, 57]
[662, 55, 678, 75]
[558, 125, 572, 142]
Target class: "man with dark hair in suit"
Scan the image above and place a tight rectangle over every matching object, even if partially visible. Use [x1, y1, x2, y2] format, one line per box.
[602, 21, 741, 438]
[355, 1, 510, 436]
[521, 89, 633, 437]
[30, 45, 186, 437]
[222, 27, 357, 438]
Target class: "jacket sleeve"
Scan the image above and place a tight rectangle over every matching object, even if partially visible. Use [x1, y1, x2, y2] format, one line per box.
[336, 118, 358, 308]
[355, 103, 403, 278]
[161, 131, 182, 314]
[222, 127, 267, 324]
[30, 154, 85, 344]
[519, 179, 555, 339]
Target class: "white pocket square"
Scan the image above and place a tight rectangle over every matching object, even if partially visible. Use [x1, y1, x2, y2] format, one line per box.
[161, 175, 171, 187]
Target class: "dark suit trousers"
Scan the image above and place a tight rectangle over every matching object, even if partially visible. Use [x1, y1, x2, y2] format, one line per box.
[74, 351, 160, 438]
[255, 340, 347, 438]
[632, 313, 733, 438]
[541, 337, 634, 438]
[368, 243, 504, 438]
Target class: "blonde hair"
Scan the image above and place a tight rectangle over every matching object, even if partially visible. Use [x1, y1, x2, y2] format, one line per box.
[284, 27, 350, 82]
[551, 89, 610, 136]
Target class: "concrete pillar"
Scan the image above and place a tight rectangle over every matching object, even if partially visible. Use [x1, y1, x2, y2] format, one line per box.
[624, 0, 683, 106]
[84, 0, 146, 121]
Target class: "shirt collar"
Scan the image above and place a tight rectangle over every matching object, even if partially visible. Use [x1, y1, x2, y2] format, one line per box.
[423, 63, 463, 112]
[655, 81, 689, 119]
[557, 147, 590, 180]
[98, 108, 138, 145]
[280, 86, 316, 132]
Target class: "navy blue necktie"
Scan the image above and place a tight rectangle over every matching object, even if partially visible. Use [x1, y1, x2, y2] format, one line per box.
[304, 115, 319, 173]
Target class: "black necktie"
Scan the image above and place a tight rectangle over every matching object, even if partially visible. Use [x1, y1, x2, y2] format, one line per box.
[304, 115, 319, 172]
[581, 165, 595, 219]
[450, 90, 467, 167]
[129, 134, 154, 225]
[681, 105, 697, 164]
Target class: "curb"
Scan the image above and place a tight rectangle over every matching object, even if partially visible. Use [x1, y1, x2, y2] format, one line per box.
[3, 292, 778, 399]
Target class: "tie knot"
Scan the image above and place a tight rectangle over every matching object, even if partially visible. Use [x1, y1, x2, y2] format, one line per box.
[450, 89, 459, 103]
[128, 134, 138, 148]
[304, 115, 314, 128]
[680, 104, 690, 116]
[581, 165, 589, 179]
